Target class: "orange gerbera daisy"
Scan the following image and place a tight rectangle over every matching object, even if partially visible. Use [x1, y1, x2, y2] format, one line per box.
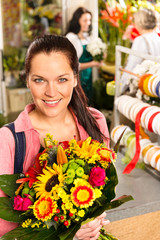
[33, 196, 57, 222]
[71, 184, 95, 208]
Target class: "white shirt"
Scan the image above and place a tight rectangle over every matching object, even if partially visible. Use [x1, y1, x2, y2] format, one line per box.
[121, 32, 160, 92]
[66, 32, 90, 59]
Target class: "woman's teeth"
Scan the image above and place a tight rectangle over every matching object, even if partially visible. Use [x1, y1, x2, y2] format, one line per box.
[44, 100, 60, 104]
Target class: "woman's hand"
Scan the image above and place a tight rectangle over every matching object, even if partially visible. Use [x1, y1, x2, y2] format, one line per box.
[74, 212, 110, 240]
[96, 212, 110, 226]
[92, 60, 104, 68]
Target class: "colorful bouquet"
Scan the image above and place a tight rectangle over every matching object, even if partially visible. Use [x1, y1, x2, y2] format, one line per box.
[0, 135, 133, 240]
[87, 37, 107, 62]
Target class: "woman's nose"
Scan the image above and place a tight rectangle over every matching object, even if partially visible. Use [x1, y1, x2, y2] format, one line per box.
[45, 82, 57, 97]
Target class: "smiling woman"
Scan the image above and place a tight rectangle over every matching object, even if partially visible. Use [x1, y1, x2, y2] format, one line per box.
[0, 34, 110, 238]
[27, 51, 78, 144]
[66, 7, 104, 104]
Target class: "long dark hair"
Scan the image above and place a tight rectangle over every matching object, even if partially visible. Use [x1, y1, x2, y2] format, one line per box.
[66, 7, 92, 35]
[25, 34, 106, 142]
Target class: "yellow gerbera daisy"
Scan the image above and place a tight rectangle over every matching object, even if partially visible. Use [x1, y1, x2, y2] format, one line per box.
[34, 163, 65, 198]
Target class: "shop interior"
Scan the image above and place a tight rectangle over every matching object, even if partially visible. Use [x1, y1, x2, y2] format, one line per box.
[0, 0, 160, 239]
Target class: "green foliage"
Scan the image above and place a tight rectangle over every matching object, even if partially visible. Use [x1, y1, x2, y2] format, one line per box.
[3, 47, 26, 72]
[88, 195, 133, 220]
[103, 162, 118, 202]
[1, 226, 61, 240]
[0, 198, 24, 223]
[0, 174, 21, 197]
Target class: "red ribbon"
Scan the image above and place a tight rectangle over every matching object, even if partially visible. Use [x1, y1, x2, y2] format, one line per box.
[147, 111, 160, 132]
[123, 106, 149, 174]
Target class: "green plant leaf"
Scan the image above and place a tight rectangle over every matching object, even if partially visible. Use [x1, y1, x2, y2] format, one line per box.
[103, 162, 118, 202]
[1, 226, 60, 240]
[85, 195, 134, 220]
[0, 197, 24, 222]
[59, 223, 81, 240]
[114, 128, 127, 153]
[0, 174, 20, 197]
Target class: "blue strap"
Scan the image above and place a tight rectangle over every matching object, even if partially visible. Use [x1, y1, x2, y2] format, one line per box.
[5, 122, 26, 174]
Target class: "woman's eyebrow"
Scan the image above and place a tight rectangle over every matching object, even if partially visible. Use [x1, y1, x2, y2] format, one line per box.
[58, 73, 70, 77]
[31, 74, 43, 78]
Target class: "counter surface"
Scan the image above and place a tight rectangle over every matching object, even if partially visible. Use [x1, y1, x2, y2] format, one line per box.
[107, 152, 160, 221]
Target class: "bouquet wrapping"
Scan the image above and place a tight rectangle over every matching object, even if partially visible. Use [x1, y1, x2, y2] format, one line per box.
[0, 135, 133, 240]
[87, 37, 107, 62]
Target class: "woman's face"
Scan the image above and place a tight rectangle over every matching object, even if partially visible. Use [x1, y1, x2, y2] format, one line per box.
[27, 52, 77, 118]
[79, 13, 91, 32]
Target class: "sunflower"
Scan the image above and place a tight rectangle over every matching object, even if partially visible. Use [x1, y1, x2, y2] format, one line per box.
[34, 163, 66, 199]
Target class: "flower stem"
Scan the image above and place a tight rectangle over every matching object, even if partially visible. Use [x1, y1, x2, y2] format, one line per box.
[98, 227, 119, 240]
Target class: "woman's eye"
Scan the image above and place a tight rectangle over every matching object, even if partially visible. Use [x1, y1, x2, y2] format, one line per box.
[59, 78, 67, 83]
[34, 78, 44, 83]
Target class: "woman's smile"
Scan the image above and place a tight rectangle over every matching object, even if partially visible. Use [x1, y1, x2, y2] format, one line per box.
[43, 99, 62, 107]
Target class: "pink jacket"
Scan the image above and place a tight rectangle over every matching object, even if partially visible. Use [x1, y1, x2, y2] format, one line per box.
[0, 104, 109, 236]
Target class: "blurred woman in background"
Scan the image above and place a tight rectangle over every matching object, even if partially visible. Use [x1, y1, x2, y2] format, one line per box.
[121, 8, 160, 93]
[66, 7, 103, 104]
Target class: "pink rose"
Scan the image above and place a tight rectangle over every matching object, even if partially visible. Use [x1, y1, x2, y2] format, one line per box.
[89, 167, 106, 187]
[22, 196, 33, 211]
[13, 195, 23, 211]
[14, 195, 33, 211]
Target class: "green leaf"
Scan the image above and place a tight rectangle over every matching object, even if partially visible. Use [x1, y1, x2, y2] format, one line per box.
[59, 223, 81, 240]
[95, 194, 107, 206]
[0, 174, 20, 197]
[114, 128, 127, 153]
[86, 195, 134, 220]
[1, 226, 60, 240]
[104, 162, 118, 202]
[0, 197, 24, 222]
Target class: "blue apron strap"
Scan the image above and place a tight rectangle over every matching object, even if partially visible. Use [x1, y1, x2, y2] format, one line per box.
[5, 122, 26, 174]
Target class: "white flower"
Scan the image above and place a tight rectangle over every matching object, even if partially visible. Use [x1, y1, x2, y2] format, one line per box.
[87, 37, 106, 61]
